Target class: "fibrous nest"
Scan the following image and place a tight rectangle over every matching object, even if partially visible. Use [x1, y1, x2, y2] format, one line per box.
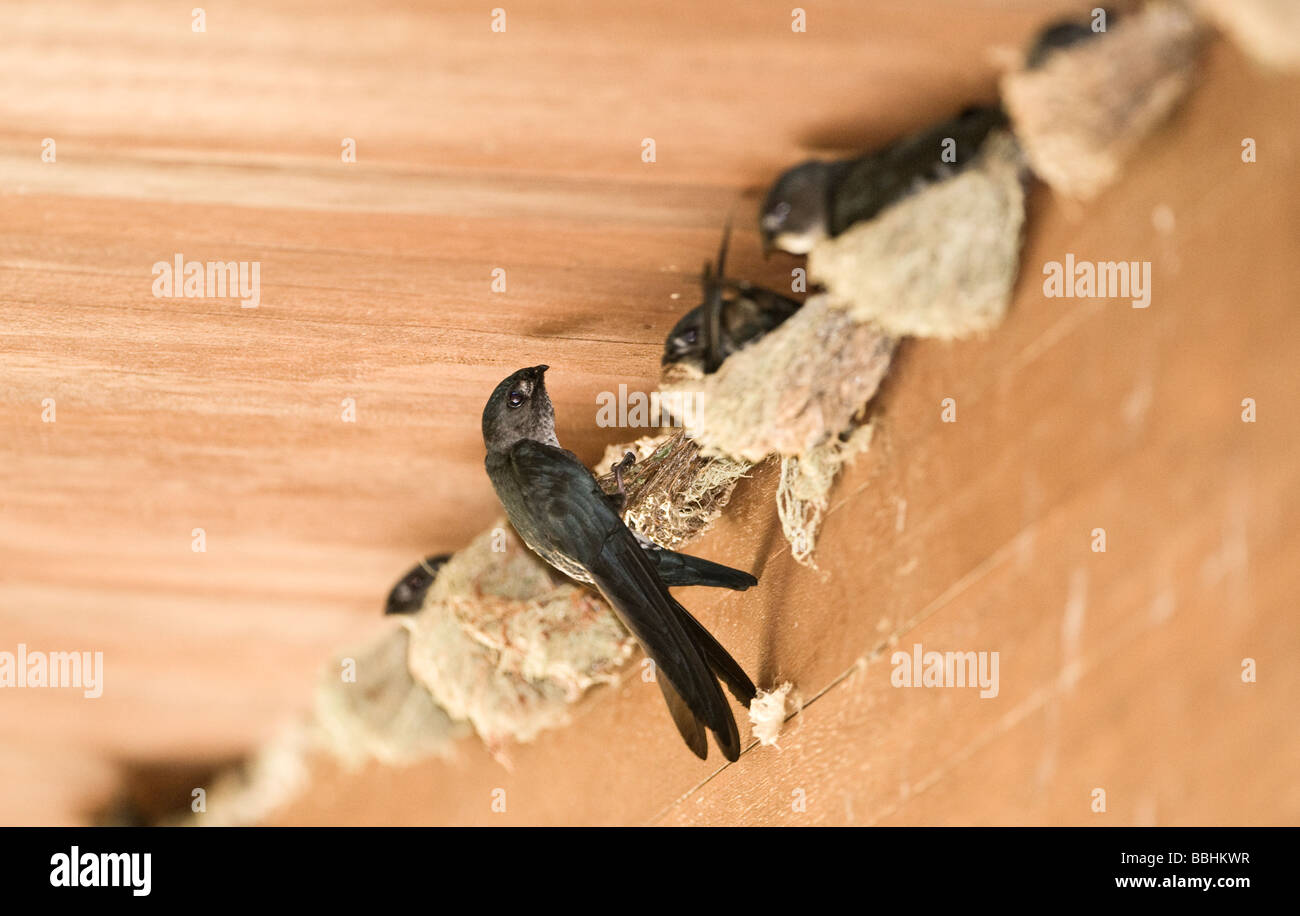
[660, 292, 893, 566]
[810, 132, 1028, 339]
[174, 629, 467, 826]
[655, 133, 1028, 564]
[175, 2, 1234, 822]
[1001, 2, 1202, 199]
[776, 423, 875, 567]
[315, 628, 466, 768]
[170, 721, 321, 827]
[595, 430, 752, 549]
[662, 296, 896, 464]
[401, 523, 636, 755]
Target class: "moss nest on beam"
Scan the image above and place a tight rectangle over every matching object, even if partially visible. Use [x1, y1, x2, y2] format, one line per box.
[1001, 2, 1202, 199]
[595, 430, 752, 550]
[315, 628, 468, 768]
[810, 132, 1027, 340]
[401, 523, 636, 758]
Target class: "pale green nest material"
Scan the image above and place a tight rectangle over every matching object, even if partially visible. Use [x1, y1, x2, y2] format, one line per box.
[172, 720, 322, 826]
[315, 628, 466, 768]
[174, 441, 745, 819]
[656, 297, 892, 565]
[1001, 2, 1202, 199]
[402, 524, 635, 753]
[596, 431, 752, 549]
[663, 294, 896, 463]
[178, 629, 468, 825]
[810, 132, 1028, 339]
[1195, 0, 1300, 69]
[776, 424, 874, 567]
[656, 133, 1027, 565]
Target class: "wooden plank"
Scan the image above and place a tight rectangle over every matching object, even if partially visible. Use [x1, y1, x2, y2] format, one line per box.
[1, 1, 1296, 825]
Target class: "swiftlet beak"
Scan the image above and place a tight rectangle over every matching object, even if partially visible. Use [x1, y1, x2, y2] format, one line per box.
[531, 364, 549, 376]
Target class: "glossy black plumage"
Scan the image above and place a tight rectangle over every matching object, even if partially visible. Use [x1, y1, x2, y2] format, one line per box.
[482, 366, 758, 761]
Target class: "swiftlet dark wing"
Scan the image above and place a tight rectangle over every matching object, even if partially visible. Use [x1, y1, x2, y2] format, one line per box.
[587, 531, 742, 760]
[504, 438, 746, 760]
[648, 546, 758, 592]
[830, 105, 1009, 236]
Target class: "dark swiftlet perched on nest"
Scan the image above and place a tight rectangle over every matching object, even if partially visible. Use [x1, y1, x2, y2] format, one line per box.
[810, 131, 1027, 339]
[657, 126, 1027, 562]
[682, 131, 1029, 445]
[394, 428, 757, 756]
[759, 105, 1011, 256]
[479, 366, 758, 761]
[662, 222, 804, 384]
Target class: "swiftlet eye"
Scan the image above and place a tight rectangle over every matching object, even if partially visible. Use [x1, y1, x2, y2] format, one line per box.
[507, 389, 526, 408]
[682, 327, 699, 345]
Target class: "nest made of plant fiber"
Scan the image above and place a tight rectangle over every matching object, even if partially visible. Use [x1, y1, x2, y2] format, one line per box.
[170, 720, 321, 826]
[595, 430, 752, 550]
[1001, 2, 1203, 199]
[654, 294, 893, 565]
[655, 132, 1030, 564]
[776, 422, 876, 567]
[810, 131, 1028, 340]
[401, 522, 636, 752]
[661, 293, 896, 464]
[315, 627, 467, 768]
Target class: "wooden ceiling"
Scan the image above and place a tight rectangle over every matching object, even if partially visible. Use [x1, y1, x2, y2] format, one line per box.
[2, 1, 1297, 825]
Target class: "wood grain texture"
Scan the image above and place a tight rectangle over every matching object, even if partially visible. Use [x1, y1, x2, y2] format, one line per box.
[1, 1, 1296, 826]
